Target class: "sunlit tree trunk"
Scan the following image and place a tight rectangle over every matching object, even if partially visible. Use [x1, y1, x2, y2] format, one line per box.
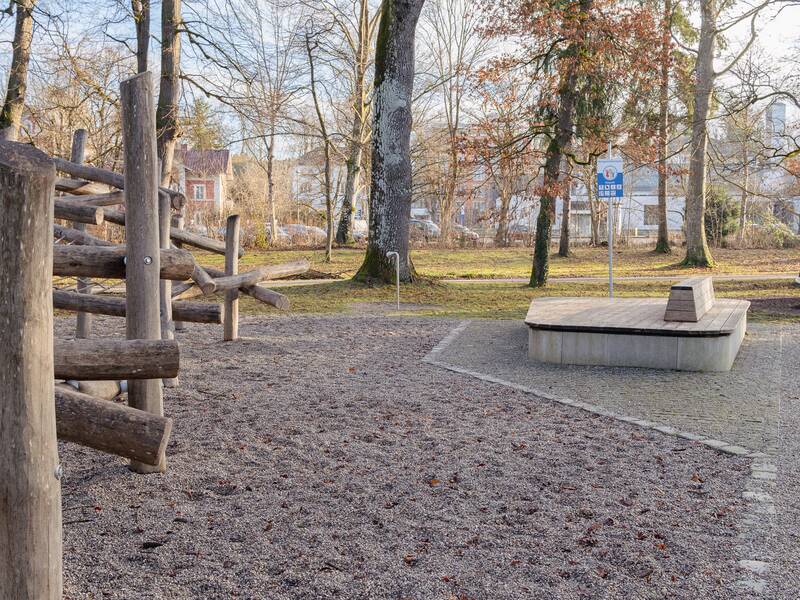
[558, 163, 571, 257]
[683, 0, 715, 266]
[0, 0, 36, 141]
[355, 0, 425, 283]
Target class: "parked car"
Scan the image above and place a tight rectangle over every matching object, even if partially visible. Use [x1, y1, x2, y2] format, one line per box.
[284, 223, 327, 245]
[265, 223, 291, 244]
[409, 218, 441, 242]
[451, 223, 479, 244]
[352, 219, 368, 242]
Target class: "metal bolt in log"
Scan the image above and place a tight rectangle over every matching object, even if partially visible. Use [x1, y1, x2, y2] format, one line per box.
[0, 141, 63, 598]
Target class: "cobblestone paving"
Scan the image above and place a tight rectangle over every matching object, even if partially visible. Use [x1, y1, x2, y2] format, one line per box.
[433, 321, 786, 453]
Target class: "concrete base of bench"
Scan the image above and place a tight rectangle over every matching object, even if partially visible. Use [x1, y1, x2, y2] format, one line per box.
[525, 296, 749, 372]
[528, 314, 746, 372]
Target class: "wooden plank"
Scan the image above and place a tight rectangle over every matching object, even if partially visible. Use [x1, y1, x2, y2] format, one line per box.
[53, 198, 104, 225]
[121, 71, 165, 474]
[0, 140, 62, 599]
[224, 214, 240, 341]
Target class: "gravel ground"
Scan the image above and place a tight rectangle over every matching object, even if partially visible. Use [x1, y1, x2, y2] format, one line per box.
[56, 315, 749, 600]
[431, 321, 783, 453]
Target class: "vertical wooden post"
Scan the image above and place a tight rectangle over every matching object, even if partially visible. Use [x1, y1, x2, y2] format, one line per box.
[158, 161, 178, 387]
[70, 128, 92, 338]
[121, 71, 166, 474]
[224, 214, 240, 341]
[0, 141, 62, 599]
[173, 204, 187, 331]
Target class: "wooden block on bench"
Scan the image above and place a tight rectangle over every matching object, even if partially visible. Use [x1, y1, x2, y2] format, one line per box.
[664, 276, 715, 322]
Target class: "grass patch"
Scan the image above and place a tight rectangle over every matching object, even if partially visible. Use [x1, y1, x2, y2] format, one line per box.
[195, 246, 800, 280]
[233, 278, 800, 321]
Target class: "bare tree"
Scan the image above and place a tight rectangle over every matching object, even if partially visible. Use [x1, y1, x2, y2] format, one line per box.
[419, 0, 488, 243]
[0, 0, 36, 141]
[131, 0, 150, 73]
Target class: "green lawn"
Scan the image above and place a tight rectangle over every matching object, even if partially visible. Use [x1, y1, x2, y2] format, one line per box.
[228, 278, 800, 321]
[195, 245, 800, 280]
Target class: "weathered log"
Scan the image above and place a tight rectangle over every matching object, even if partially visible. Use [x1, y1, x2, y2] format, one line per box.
[52, 156, 186, 210]
[53, 289, 223, 324]
[54, 339, 180, 380]
[174, 260, 310, 300]
[70, 129, 93, 340]
[55, 386, 172, 466]
[191, 264, 217, 294]
[53, 245, 195, 280]
[103, 207, 240, 257]
[54, 198, 104, 225]
[121, 71, 166, 474]
[58, 191, 125, 207]
[54, 224, 115, 246]
[171, 226, 244, 257]
[56, 176, 112, 196]
[0, 140, 62, 599]
[204, 266, 290, 310]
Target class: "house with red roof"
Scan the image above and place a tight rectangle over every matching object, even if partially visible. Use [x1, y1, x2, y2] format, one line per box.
[176, 144, 233, 214]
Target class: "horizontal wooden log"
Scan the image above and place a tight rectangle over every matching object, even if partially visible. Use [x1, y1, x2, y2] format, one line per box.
[204, 266, 289, 310]
[55, 177, 112, 196]
[53, 157, 185, 210]
[174, 260, 310, 300]
[53, 245, 195, 280]
[55, 385, 172, 466]
[53, 289, 223, 324]
[54, 339, 180, 380]
[54, 224, 115, 246]
[58, 191, 125, 207]
[103, 208, 240, 257]
[54, 199, 104, 225]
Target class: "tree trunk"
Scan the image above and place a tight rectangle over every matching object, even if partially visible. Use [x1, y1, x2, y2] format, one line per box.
[530, 0, 590, 287]
[336, 0, 370, 245]
[267, 128, 279, 244]
[131, 0, 150, 73]
[655, 0, 672, 254]
[355, 0, 425, 283]
[156, 0, 181, 186]
[494, 191, 511, 247]
[587, 160, 600, 246]
[737, 147, 748, 245]
[558, 164, 571, 257]
[682, 0, 715, 267]
[0, 0, 36, 141]
[440, 147, 458, 245]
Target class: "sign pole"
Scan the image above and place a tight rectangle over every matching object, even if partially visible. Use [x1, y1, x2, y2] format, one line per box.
[607, 142, 614, 298]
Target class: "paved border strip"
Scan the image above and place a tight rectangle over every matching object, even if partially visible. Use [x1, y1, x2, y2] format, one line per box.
[423, 319, 779, 596]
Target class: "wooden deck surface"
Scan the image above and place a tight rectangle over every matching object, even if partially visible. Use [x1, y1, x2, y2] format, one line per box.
[525, 297, 749, 337]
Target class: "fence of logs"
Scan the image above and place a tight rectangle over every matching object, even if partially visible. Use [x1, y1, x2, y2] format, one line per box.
[0, 71, 308, 598]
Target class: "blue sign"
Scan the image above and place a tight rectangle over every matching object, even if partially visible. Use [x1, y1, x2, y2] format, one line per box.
[597, 158, 624, 198]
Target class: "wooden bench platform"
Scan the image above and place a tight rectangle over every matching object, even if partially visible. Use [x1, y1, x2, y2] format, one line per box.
[525, 282, 749, 372]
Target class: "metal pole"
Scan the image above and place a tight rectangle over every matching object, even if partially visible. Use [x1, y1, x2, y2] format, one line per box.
[607, 141, 614, 299]
[386, 251, 400, 309]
